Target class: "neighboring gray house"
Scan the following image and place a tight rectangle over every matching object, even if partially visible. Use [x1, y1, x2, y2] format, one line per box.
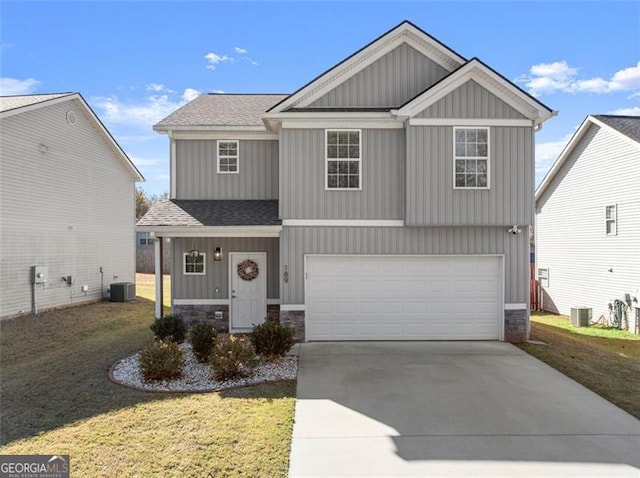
[536, 115, 640, 332]
[0, 93, 144, 318]
[138, 21, 555, 342]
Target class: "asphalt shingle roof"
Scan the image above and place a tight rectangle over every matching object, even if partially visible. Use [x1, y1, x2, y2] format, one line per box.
[0, 93, 74, 113]
[154, 94, 288, 128]
[593, 115, 640, 144]
[137, 200, 281, 227]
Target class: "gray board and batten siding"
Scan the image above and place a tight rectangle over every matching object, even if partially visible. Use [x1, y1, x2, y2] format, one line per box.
[307, 43, 450, 108]
[406, 125, 535, 226]
[175, 140, 278, 200]
[171, 237, 279, 301]
[416, 80, 528, 119]
[279, 129, 405, 219]
[280, 226, 530, 306]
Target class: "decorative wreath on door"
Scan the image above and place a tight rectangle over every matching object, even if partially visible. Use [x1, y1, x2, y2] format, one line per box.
[237, 259, 259, 281]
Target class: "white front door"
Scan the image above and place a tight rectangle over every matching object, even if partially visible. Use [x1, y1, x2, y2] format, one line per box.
[230, 252, 267, 331]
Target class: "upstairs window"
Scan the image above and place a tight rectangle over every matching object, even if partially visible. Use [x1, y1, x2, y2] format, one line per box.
[326, 129, 361, 190]
[605, 205, 617, 235]
[184, 253, 206, 275]
[217, 140, 238, 173]
[454, 127, 489, 189]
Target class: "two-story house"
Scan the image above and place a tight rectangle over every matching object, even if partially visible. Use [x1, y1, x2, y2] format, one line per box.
[138, 21, 555, 342]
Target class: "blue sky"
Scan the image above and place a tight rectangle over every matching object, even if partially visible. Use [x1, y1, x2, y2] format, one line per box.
[2, 1, 639, 197]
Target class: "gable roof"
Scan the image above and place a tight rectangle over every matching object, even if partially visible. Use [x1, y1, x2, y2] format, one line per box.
[0, 93, 74, 112]
[535, 115, 640, 201]
[267, 20, 466, 114]
[0, 92, 144, 181]
[394, 58, 555, 124]
[154, 94, 288, 131]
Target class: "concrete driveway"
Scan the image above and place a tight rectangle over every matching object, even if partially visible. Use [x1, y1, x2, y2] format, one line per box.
[289, 342, 640, 477]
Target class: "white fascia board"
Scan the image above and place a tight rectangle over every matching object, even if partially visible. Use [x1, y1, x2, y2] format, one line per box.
[265, 112, 401, 131]
[282, 119, 403, 129]
[397, 60, 554, 124]
[172, 131, 279, 140]
[409, 118, 533, 127]
[135, 225, 282, 237]
[269, 23, 464, 114]
[283, 219, 404, 227]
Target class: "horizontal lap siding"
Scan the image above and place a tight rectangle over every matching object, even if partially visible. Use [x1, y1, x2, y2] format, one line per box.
[308, 43, 449, 108]
[176, 140, 278, 199]
[0, 100, 136, 317]
[280, 226, 529, 306]
[416, 80, 527, 119]
[280, 129, 404, 219]
[536, 124, 640, 319]
[172, 237, 279, 301]
[406, 126, 534, 225]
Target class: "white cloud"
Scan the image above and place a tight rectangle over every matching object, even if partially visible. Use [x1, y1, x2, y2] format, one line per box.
[607, 106, 640, 116]
[205, 52, 233, 70]
[234, 46, 247, 54]
[517, 61, 640, 97]
[182, 88, 201, 102]
[130, 154, 163, 167]
[146, 83, 174, 94]
[93, 87, 199, 129]
[211, 89, 225, 94]
[535, 132, 575, 180]
[0, 77, 39, 95]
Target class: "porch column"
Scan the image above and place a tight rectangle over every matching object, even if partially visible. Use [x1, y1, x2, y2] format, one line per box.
[154, 235, 163, 319]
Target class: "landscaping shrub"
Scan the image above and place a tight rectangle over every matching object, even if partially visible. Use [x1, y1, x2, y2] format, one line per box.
[210, 335, 259, 381]
[250, 321, 294, 360]
[150, 314, 186, 343]
[139, 341, 183, 381]
[190, 321, 217, 363]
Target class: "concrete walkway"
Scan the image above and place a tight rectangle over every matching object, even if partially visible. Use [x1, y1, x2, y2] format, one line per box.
[289, 342, 640, 477]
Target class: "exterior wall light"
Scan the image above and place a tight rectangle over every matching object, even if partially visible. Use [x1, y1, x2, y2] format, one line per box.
[214, 247, 222, 261]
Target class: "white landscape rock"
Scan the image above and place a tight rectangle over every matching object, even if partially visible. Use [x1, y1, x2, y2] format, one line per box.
[111, 343, 298, 392]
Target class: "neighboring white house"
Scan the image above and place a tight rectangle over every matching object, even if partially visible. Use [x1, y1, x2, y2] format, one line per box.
[535, 115, 640, 332]
[0, 93, 144, 318]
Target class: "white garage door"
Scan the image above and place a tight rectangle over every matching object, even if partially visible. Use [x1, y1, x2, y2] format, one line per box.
[305, 255, 503, 341]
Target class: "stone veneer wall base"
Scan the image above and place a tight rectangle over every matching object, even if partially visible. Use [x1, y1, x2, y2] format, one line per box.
[504, 309, 529, 343]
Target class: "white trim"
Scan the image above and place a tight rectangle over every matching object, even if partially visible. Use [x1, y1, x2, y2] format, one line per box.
[505, 303, 527, 310]
[268, 22, 464, 114]
[173, 298, 281, 306]
[409, 118, 533, 127]
[535, 115, 640, 201]
[280, 304, 305, 311]
[174, 299, 229, 305]
[281, 119, 403, 130]
[136, 226, 282, 237]
[183, 252, 206, 275]
[395, 59, 554, 124]
[170, 134, 176, 199]
[154, 238, 163, 319]
[325, 129, 362, 191]
[453, 127, 491, 190]
[282, 219, 404, 227]
[172, 132, 279, 140]
[216, 140, 239, 174]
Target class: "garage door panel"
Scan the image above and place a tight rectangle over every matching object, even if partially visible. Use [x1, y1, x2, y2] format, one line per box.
[306, 256, 502, 341]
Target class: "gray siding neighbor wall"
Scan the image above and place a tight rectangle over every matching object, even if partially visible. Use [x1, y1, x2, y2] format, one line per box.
[0, 99, 137, 318]
[172, 237, 279, 301]
[308, 43, 449, 108]
[280, 226, 530, 306]
[416, 80, 527, 119]
[175, 140, 278, 200]
[280, 129, 405, 219]
[406, 126, 534, 226]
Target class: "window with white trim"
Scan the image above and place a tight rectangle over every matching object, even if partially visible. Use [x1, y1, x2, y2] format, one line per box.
[454, 127, 489, 189]
[326, 129, 361, 190]
[217, 140, 238, 173]
[183, 253, 206, 275]
[138, 233, 154, 246]
[605, 205, 617, 235]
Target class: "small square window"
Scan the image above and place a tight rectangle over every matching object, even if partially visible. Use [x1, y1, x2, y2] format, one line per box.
[184, 253, 206, 275]
[217, 140, 239, 174]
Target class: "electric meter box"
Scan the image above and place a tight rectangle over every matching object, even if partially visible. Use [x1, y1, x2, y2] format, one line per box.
[31, 265, 48, 284]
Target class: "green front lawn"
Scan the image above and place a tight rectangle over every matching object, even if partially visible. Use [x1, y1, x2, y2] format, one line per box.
[518, 312, 640, 419]
[0, 298, 295, 477]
